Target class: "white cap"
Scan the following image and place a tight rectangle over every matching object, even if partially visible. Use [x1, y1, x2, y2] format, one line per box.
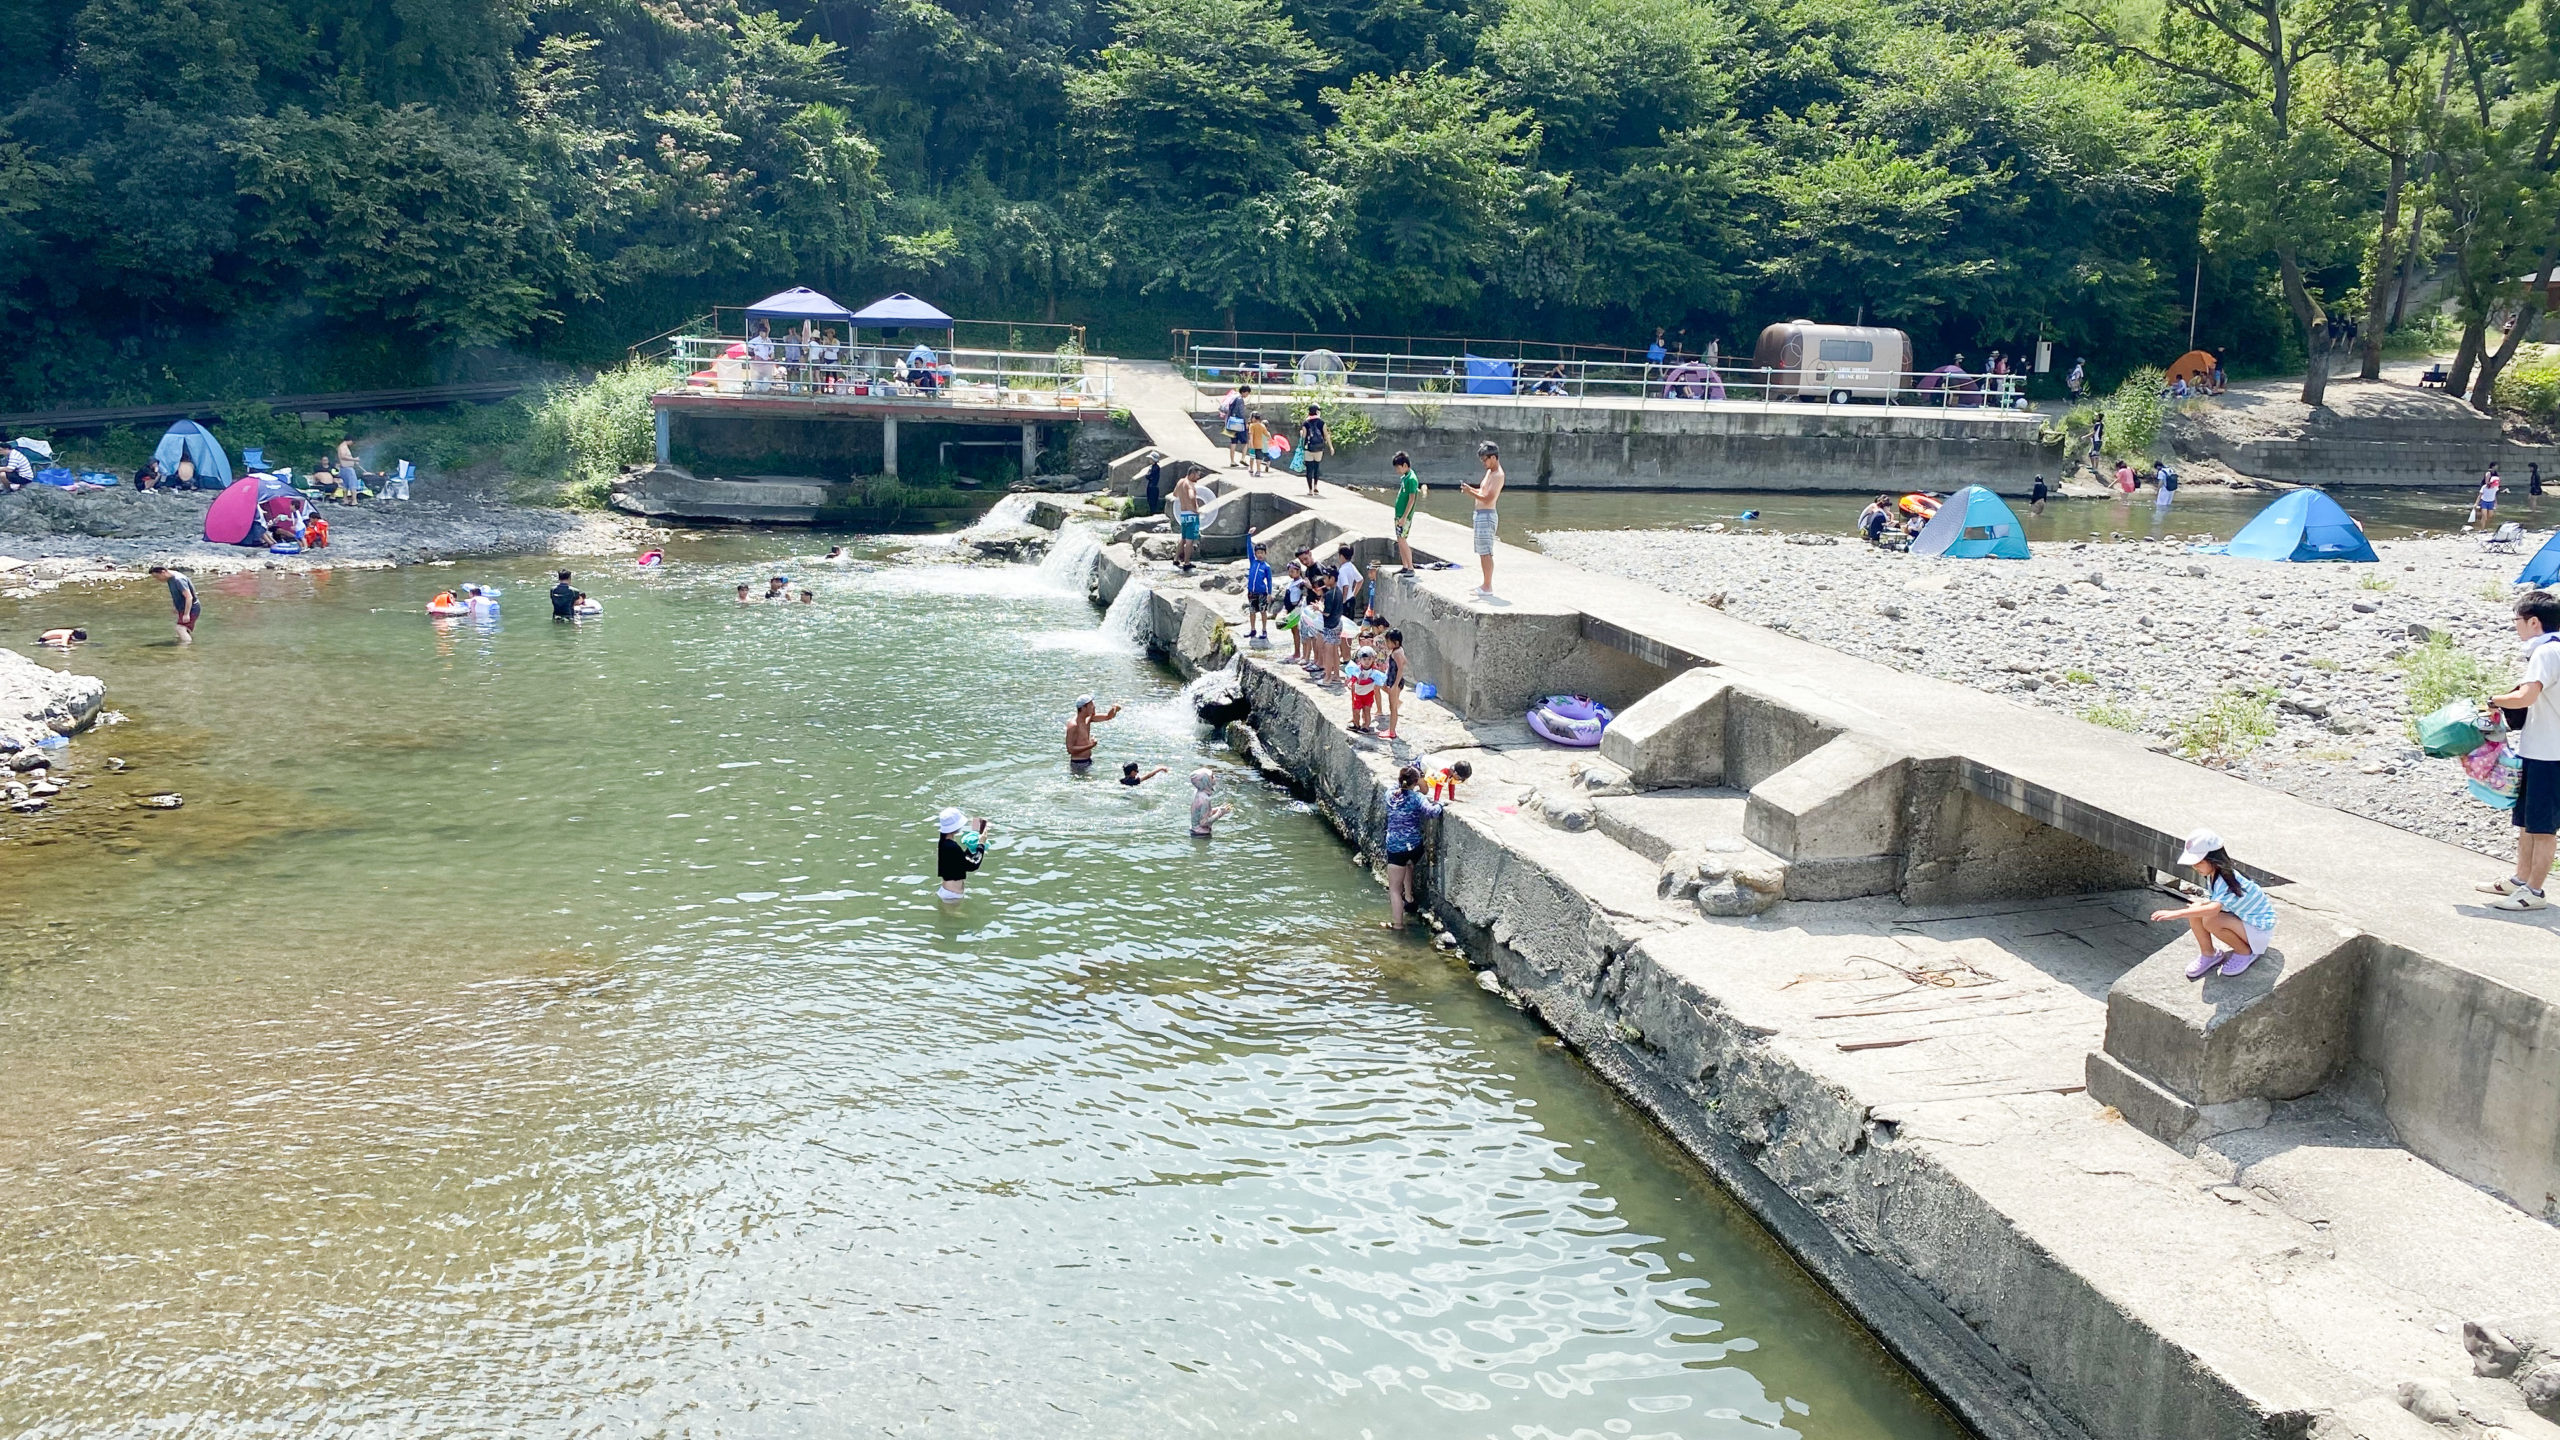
[2176, 828, 2224, 866]
[1075, 694, 1095, 710]
[936, 807, 965, 834]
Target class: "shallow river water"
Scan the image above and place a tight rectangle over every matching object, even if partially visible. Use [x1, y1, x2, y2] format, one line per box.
[0, 538, 1964, 1439]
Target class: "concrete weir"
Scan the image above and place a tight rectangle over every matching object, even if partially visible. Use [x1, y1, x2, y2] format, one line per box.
[1076, 461, 2560, 1440]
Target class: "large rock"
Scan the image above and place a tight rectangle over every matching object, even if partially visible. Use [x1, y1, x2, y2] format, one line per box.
[0, 648, 105, 749]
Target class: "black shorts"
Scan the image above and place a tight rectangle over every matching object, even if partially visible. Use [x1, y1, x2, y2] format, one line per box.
[1386, 848, 1420, 867]
[1247, 591, 1272, 615]
[2517, 758, 2560, 833]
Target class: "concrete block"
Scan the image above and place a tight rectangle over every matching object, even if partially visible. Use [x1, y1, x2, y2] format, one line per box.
[1105, 445, 1162, 494]
[1725, 687, 1846, 790]
[1600, 669, 1732, 788]
[1744, 735, 1911, 900]
[2097, 909, 2365, 1126]
[2351, 941, 2560, 1217]
[1380, 579, 1592, 722]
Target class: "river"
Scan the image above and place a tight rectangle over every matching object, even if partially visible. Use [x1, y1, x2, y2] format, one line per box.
[0, 537, 1965, 1439]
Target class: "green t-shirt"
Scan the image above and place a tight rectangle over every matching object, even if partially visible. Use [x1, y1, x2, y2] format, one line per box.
[1393, 471, 1421, 520]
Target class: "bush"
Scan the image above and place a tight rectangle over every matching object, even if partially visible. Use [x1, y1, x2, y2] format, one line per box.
[2098, 367, 2167, 460]
[2175, 685, 2276, 758]
[2081, 702, 2142, 732]
[522, 359, 673, 500]
[2494, 350, 2560, 425]
[1286, 379, 1379, 453]
[2395, 634, 2498, 727]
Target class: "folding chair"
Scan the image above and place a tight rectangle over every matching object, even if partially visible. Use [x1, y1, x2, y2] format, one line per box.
[2483, 522, 2524, 553]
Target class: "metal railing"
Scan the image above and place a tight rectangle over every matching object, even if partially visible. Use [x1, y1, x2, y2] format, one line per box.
[1183, 345, 2039, 413]
[1171, 327, 1653, 369]
[658, 336, 1115, 412]
[638, 312, 1086, 360]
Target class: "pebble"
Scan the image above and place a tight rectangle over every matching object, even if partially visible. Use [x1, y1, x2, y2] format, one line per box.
[1536, 530, 2523, 857]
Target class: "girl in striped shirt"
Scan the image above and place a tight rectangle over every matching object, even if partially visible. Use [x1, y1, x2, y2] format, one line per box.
[2150, 827, 2276, 979]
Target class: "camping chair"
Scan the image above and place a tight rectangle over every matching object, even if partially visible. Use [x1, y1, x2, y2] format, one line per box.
[382, 460, 413, 501]
[2483, 522, 2525, 553]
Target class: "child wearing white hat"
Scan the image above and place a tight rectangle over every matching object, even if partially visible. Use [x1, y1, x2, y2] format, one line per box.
[935, 807, 991, 900]
[2148, 827, 2276, 978]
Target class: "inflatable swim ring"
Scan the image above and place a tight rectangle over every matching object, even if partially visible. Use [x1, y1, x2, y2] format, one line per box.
[573, 598, 602, 616]
[427, 602, 469, 617]
[1896, 493, 1941, 518]
[1528, 693, 1612, 748]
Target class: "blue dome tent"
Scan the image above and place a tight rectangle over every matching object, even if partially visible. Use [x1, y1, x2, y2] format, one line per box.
[2219, 490, 2377, 563]
[152, 420, 233, 488]
[2517, 531, 2560, 586]
[1912, 485, 2031, 559]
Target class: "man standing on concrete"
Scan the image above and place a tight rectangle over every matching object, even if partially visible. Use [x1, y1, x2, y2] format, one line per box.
[1222, 385, 1251, 467]
[1459, 441, 1504, 598]
[149, 564, 198, 644]
[1171, 467, 1202, 572]
[2481, 590, 2560, 910]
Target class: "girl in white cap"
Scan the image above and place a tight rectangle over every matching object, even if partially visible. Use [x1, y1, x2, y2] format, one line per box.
[1188, 769, 1232, 838]
[2149, 828, 2276, 978]
[936, 807, 990, 900]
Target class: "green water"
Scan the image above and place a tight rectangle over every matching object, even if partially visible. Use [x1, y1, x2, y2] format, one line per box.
[0, 541, 1965, 1439]
[1404, 483, 2485, 546]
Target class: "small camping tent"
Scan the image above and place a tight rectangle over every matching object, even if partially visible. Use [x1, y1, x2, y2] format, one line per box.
[2165, 349, 2218, 389]
[2222, 490, 2378, 563]
[154, 420, 233, 488]
[1912, 485, 2031, 559]
[2518, 530, 2560, 586]
[203, 474, 302, 545]
[1464, 355, 1515, 395]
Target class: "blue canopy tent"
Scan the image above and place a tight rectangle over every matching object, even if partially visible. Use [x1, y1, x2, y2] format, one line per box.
[152, 419, 233, 488]
[2518, 530, 2560, 586]
[2220, 489, 2378, 563]
[1912, 485, 2031, 558]
[1464, 355, 1516, 395]
[744, 287, 856, 331]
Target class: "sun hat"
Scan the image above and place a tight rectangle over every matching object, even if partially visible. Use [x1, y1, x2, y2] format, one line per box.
[2176, 828, 2225, 866]
[936, 807, 965, 834]
[1075, 693, 1094, 710]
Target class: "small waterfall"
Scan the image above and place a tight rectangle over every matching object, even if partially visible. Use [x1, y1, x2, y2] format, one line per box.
[1035, 522, 1104, 593]
[1095, 578, 1151, 652]
[957, 493, 1039, 537]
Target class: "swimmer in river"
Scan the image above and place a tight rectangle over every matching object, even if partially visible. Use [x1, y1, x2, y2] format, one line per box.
[1188, 768, 1234, 837]
[764, 575, 790, 599]
[935, 806, 991, 900]
[736, 584, 754, 603]
[1120, 762, 1167, 786]
[37, 628, 86, 647]
[797, 589, 815, 603]
[1065, 694, 1120, 770]
[823, 545, 845, 561]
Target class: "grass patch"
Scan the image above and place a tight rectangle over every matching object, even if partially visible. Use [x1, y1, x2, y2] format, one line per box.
[519, 358, 676, 504]
[2081, 702, 2142, 732]
[2175, 686, 2277, 758]
[2356, 575, 2395, 591]
[2394, 634, 2498, 728]
[2304, 656, 2340, 671]
[2064, 668, 2096, 685]
[2482, 581, 2512, 602]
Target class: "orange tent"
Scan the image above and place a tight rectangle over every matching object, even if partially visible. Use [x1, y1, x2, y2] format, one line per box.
[2165, 349, 2217, 388]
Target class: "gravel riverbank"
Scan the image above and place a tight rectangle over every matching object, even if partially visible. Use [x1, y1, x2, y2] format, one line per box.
[1534, 527, 2531, 856]
[0, 484, 648, 596]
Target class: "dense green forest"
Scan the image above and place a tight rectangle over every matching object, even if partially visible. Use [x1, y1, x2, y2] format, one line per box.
[0, 0, 2551, 411]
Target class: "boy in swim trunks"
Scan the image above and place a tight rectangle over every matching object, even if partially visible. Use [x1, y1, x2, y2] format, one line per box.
[1120, 762, 1167, 786]
[1390, 452, 1421, 574]
[149, 565, 197, 644]
[1172, 471, 1202, 571]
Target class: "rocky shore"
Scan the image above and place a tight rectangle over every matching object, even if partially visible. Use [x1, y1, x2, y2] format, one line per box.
[1534, 528, 2528, 856]
[0, 484, 648, 596]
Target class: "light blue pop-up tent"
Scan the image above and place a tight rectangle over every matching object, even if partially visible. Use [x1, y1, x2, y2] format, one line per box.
[152, 419, 233, 487]
[2518, 531, 2560, 585]
[2220, 489, 2377, 563]
[1912, 485, 2031, 558]
[1464, 355, 1516, 395]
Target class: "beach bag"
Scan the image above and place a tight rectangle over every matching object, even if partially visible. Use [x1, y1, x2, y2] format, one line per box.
[2418, 701, 2486, 758]
[2465, 736, 2521, 810]
[1288, 447, 1305, 474]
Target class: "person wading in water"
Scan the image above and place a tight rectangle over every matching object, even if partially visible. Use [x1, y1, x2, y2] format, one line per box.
[1066, 694, 1121, 772]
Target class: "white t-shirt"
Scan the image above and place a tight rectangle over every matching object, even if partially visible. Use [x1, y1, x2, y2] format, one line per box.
[2482, 479, 2502, 505]
[2517, 639, 2560, 761]
[1336, 561, 1360, 596]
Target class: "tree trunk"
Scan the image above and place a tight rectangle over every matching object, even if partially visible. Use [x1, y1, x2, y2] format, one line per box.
[2447, 318, 2485, 396]
[2390, 208, 2424, 330]
[2473, 251, 2557, 413]
[2278, 248, 2331, 407]
[2361, 152, 2404, 380]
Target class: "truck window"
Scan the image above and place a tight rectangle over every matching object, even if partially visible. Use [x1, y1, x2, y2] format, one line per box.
[1818, 339, 1875, 362]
